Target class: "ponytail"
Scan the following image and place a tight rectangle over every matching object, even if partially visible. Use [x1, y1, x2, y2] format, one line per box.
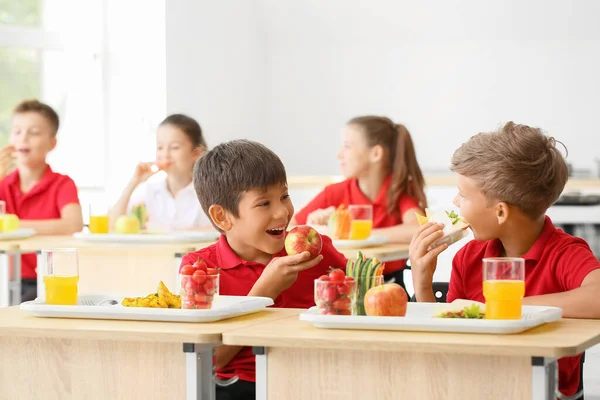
[387, 124, 427, 215]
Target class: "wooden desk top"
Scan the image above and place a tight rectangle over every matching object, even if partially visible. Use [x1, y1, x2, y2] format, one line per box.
[11, 235, 213, 255]
[4, 235, 409, 262]
[0, 307, 301, 344]
[223, 315, 600, 358]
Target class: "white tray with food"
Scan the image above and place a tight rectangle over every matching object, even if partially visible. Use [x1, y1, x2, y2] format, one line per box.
[0, 228, 36, 241]
[300, 301, 562, 334]
[73, 230, 219, 244]
[21, 294, 274, 323]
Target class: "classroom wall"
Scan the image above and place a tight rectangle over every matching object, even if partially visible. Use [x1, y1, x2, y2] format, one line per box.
[164, 0, 600, 177]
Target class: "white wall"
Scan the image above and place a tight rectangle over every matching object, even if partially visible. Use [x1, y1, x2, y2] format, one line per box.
[165, 0, 600, 176]
[165, 0, 266, 148]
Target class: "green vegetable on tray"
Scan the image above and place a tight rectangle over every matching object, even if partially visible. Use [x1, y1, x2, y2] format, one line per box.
[346, 251, 385, 316]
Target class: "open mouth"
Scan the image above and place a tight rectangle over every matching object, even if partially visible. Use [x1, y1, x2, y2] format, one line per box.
[266, 227, 285, 237]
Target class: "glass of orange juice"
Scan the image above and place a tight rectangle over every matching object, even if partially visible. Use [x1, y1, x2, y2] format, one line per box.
[42, 248, 79, 305]
[348, 205, 373, 240]
[88, 204, 109, 234]
[483, 257, 525, 320]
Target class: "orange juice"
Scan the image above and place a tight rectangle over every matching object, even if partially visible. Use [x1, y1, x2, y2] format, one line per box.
[44, 275, 79, 305]
[0, 218, 3, 232]
[349, 220, 373, 240]
[89, 215, 110, 234]
[483, 279, 525, 320]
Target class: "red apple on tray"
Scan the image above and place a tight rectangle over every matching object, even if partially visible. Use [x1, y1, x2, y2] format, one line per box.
[285, 225, 323, 258]
[364, 283, 408, 317]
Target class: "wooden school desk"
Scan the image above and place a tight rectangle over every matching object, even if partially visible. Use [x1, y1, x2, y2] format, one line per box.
[0, 306, 301, 400]
[223, 315, 600, 400]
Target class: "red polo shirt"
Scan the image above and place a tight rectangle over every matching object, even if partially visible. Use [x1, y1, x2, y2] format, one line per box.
[180, 233, 348, 383]
[294, 176, 421, 272]
[448, 216, 599, 397]
[0, 165, 80, 279]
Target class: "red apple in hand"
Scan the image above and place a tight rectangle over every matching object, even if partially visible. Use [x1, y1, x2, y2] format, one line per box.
[364, 283, 408, 317]
[285, 225, 323, 259]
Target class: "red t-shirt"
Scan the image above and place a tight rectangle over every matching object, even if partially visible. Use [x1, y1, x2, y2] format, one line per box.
[294, 176, 421, 272]
[448, 216, 599, 397]
[0, 165, 80, 279]
[180, 234, 348, 383]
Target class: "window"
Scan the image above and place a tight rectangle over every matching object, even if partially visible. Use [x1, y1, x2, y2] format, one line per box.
[0, 0, 105, 187]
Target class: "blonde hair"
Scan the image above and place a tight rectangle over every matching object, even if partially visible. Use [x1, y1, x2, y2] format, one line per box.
[451, 121, 568, 219]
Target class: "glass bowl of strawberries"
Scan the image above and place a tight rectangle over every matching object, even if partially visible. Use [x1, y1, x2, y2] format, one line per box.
[179, 259, 219, 309]
[314, 268, 356, 315]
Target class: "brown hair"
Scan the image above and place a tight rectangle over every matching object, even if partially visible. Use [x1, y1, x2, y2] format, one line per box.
[193, 139, 287, 228]
[160, 114, 207, 149]
[451, 121, 569, 219]
[13, 99, 60, 136]
[348, 116, 427, 215]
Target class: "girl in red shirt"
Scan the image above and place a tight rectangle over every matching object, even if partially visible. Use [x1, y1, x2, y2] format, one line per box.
[292, 115, 427, 288]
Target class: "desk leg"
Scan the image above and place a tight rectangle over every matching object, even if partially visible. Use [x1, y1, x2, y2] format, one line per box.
[9, 249, 21, 305]
[254, 347, 268, 400]
[0, 251, 9, 307]
[531, 357, 558, 400]
[183, 343, 216, 400]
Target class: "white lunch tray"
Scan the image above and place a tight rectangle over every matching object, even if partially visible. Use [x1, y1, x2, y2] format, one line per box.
[0, 228, 36, 241]
[299, 303, 562, 334]
[21, 294, 273, 323]
[332, 235, 388, 249]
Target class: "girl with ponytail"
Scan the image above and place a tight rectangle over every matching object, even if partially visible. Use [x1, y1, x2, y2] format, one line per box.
[292, 115, 427, 287]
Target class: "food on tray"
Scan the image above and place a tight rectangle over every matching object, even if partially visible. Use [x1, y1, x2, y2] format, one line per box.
[130, 202, 149, 230]
[179, 258, 219, 309]
[1, 214, 20, 233]
[314, 268, 356, 315]
[435, 300, 485, 319]
[364, 283, 408, 317]
[328, 204, 351, 240]
[122, 281, 181, 308]
[285, 225, 323, 258]
[346, 252, 385, 315]
[115, 215, 141, 234]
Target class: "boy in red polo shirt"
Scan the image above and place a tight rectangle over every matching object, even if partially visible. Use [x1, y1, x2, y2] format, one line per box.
[180, 139, 347, 400]
[0, 100, 83, 301]
[410, 121, 600, 398]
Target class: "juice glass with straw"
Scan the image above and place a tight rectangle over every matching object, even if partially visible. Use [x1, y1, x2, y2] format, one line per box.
[482, 257, 525, 320]
[88, 204, 109, 234]
[348, 204, 373, 240]
[42, 248, 79, 305]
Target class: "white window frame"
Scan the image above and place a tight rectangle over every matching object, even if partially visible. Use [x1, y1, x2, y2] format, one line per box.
[0, 0, 108, 190]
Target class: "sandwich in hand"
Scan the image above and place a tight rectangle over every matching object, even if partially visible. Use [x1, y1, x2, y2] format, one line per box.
[415, 208, 470, 248]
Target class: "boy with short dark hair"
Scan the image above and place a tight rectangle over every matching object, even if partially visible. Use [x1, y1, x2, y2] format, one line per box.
[181, 139, 348, 399]
[410, 121, 600, 397]
[0, 99, 83, 301]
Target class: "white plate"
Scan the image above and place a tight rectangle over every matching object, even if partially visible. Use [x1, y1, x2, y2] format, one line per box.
[0, 228, 36, 241]
[299, 303, 562, 334]
[73, 230, 219, 244]
[332, 235, 388, 249]
[20, 294, 274, 323]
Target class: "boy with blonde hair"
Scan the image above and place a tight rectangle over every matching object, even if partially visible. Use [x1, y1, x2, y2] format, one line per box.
[410, 122, 600, 397]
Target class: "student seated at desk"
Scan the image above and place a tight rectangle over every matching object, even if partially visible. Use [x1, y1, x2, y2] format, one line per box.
[410, 121, 600, 398]
[180, 139, 347, 400]
[0, 99, 84, 301]
[109, 114, 211, 231]
[292, 115, 426, 288]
